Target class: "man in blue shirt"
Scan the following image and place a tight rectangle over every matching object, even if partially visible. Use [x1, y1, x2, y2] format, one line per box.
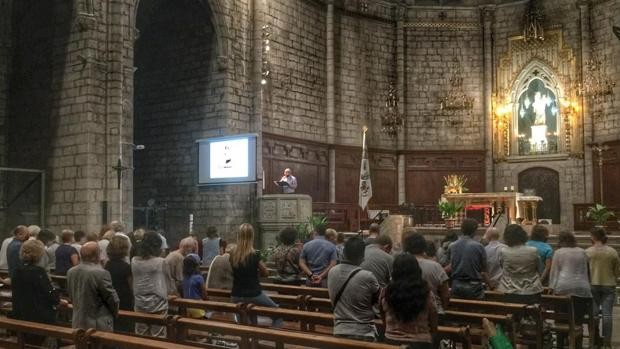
[7, 225, 30, 277]
[299, 224, 337, 287]
[450, 218, 491, 299]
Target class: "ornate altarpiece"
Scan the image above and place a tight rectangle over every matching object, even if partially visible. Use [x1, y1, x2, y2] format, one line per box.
[494, 30, 582, 161]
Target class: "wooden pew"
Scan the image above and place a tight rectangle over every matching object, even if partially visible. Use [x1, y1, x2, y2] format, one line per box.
[173, 317, 401, 349]
[448, 298, 543, 349]
[204, 288, 305, 310]
[260, 283, 329, 299]
[441, 310, 515, 347]
[485, 291, 596, 349]
[0, 317, 83, 349]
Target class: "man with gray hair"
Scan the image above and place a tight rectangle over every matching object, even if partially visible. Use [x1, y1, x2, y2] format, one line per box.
[67, 242, 119, 331]
[483, 227, 506, 290]
[165, 237, 197, 294]
[279, 168, 297, 194]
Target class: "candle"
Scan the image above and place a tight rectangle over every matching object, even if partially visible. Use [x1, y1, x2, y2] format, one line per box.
[510, 186, 515, 191]
[503, 186, 508, 191]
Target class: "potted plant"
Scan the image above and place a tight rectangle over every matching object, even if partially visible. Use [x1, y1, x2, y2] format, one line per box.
[296, 215, 328, 242]
[437, 198, 464, 228]
[586, 204, 616, 227]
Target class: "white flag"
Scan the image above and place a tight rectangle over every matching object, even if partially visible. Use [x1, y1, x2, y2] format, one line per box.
[359, 127, 372, 210]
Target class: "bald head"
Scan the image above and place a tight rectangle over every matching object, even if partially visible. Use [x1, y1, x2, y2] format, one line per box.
[368, 223, 380, 237]
[81, 242, 100, 263]
[484, 227, 501, 242]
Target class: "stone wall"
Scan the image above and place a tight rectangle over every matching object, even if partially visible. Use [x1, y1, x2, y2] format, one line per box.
[591, 0, 620, 143]
[404, 7, 485, 151]
[262, 0, 327, 143]
[334, 13, 395, 148]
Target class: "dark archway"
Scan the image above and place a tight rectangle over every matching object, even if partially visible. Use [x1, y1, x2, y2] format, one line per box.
[518, 167, 560, 224]
[133, 0, 217, 244]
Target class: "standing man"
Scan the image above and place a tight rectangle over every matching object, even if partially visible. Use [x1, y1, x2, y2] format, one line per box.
[299, 224, 337, 287]
[7, 226, 29, 277]
[67, 242, 119, 331]
[279, 168, 298, 194]
[450, 219, 491, 299]
[360, 234, 393, 287]
[327, 236, 380, 341]
[484, 227, 506, 290]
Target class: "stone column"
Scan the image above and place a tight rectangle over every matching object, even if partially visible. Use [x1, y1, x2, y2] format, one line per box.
[579, 1, 594, 203]
[396, 4, 406, 204]
[0, 0, 11, 230]
[253, 0, 268, 198]
[326, 0, 336, 203]
[481, 5, 495, 192]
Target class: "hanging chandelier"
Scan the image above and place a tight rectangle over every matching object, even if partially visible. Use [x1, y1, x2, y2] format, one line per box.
[578, 56, 616, 103]
[381, 82, 404, 137]
[438, 57, 474, 116]
[523, 0, 544, 42]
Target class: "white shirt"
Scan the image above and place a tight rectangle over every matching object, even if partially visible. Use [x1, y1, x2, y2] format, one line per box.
[0, 237, 14, 270]
[280, 175, 298, 194]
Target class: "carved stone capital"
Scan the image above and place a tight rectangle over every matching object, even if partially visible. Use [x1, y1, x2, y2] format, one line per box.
[216, 55, 230, 72]
[479, 5, 496, 22]
[74, 13, 97, 32]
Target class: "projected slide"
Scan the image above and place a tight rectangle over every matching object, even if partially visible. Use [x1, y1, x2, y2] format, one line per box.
[210, 138, 249, 178]
[197, 134, 257, 185]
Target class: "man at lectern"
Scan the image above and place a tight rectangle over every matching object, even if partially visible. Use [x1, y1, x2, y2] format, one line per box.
[278, 168, 297, 194]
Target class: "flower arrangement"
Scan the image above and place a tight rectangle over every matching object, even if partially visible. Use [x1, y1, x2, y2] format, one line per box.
[587, 204, 616, 226]
[437, 198, 464, 219]
[444, 174, 468, 194]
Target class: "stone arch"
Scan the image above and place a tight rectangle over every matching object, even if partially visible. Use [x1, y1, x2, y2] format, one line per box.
[132, 0, 223, 243]
[509, 60, 565, 155]
[518, 166, 561, 224]
[132, 0, 230, 68]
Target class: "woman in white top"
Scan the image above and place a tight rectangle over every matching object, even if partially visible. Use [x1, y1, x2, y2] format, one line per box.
[497, 224, 543, 304]
[131, 231, 174, 338]
[549, 231, 592, 324]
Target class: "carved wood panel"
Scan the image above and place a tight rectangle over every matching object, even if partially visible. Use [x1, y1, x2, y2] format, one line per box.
[518, 167, 561, 223]
[405, 151, 485, 205]
[593, 140, 620, 207]
[262, 133, 329, 202]
[334, 146, 398, 205]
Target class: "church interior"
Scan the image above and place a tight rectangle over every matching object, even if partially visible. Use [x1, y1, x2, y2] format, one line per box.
[0, 0, 620, 347]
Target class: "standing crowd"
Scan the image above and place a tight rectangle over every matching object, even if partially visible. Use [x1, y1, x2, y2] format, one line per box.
[1, 219, 618, 349]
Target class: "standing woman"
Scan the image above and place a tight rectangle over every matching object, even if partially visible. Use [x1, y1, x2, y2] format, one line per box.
[131, 231, 174, 337]
[380, 253, 437, 348]
[497, 224, 543, 304]
[105, 235, 134, 333]
[10, 240, 67, 346]
[586, 228, 620, 349]
[230, 223, 283, 327]
[549, 231, 592, 349]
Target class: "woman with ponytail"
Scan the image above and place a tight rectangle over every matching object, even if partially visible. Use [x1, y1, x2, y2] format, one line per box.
[381, 253, 437, 348]
[230, 223, 282, 327]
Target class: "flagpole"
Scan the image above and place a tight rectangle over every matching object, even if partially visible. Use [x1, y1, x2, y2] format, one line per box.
[358, 126, 368, 232]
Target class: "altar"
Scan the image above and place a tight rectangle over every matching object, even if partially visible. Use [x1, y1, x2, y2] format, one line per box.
[441, 192, 542, 226]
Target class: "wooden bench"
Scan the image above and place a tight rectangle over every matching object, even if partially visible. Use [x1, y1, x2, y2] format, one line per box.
[174, 317, 400, 349]
[260, 283, 329, 299]
[448, 298, 543, 349]
[485, 291, 596, 349]
[205, 288, 305, 310]
[441, 310, 515, 347]
[0, 317, 83, 349]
